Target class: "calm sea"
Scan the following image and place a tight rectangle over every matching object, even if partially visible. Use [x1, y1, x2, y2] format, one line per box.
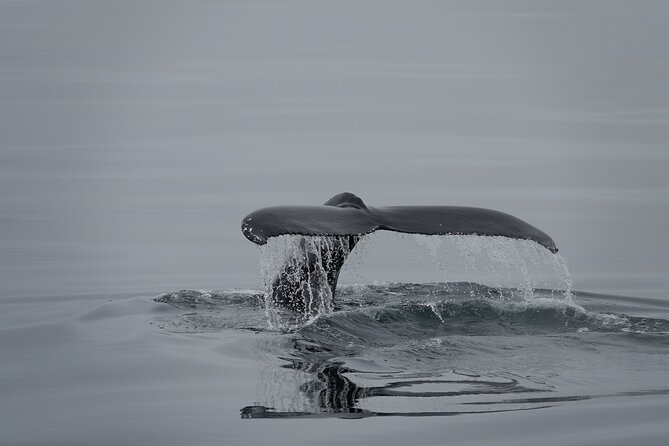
[1, 1, 668, 445]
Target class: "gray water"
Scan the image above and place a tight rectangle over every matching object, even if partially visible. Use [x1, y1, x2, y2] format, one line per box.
[2, 1, 669, 445]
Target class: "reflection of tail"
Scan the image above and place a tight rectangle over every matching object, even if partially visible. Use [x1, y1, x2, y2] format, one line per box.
[240, 360, 565, 419]
[316, 364, 365, 414]
[241, 357, 669, 419]
[241, 361, 365, 419]
[243, 192, 558, 312]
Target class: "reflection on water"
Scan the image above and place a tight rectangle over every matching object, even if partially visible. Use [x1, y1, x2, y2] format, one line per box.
[242, 364, 557, 419]
[241, 360, 669, 419]
[153, 283, 669, 420]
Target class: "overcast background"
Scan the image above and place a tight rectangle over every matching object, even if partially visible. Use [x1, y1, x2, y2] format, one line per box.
[1, 0, 668, 299]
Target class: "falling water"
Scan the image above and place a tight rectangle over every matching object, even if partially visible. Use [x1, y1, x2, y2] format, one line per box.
[447, 235, 573, 301]
[259, 235, 357, 329]
[259, 234, 573, 329]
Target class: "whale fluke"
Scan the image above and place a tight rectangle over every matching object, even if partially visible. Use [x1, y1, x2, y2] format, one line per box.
[242, 192, 557, 253]
[241, 192, 558, 313]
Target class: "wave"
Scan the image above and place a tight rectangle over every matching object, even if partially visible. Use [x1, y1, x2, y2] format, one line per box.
[155, 282, 669, 418]
[154, 282, 669, 336]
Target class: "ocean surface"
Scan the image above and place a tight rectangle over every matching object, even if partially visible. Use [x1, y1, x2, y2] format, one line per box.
[2, 1, 669, 445]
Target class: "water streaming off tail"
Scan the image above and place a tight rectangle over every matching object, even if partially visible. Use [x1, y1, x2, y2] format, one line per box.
[259, 235, 357, 329]
[446, 235, 573, 300]
[258, 234, 572, 329]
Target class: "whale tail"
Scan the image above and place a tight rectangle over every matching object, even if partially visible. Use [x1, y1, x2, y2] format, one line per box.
[268, 234, 359, 313]
[242, 192, 558, 312]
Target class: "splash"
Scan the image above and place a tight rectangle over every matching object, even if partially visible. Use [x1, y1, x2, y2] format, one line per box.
[259, 235, 356, 330]
[448, 235, 573, 301]
[258, 234, 573, 329]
